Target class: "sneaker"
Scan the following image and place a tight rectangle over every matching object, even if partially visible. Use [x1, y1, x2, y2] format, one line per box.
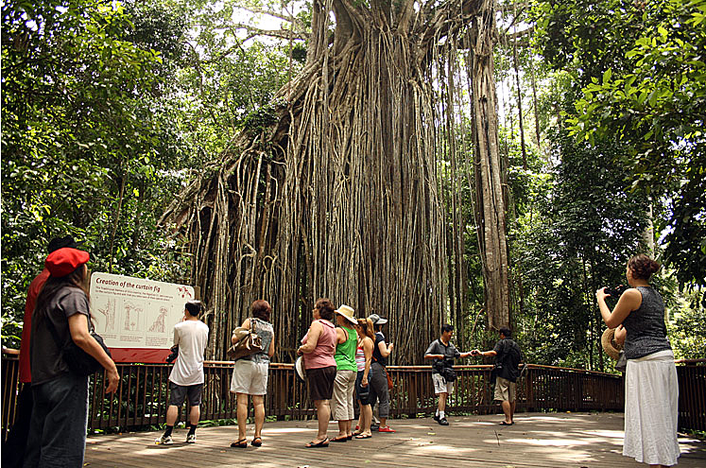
[438, 417, 449, 426]
[186, 433, 196, 443]
[156, 434, 173, 445]
[378, 426, 396, 433]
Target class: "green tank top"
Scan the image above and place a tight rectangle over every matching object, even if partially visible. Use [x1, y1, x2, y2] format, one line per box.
[334, 326, 357, 371]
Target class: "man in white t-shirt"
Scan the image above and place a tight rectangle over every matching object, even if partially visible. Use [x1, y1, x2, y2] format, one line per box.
[157, 300, 209, 445]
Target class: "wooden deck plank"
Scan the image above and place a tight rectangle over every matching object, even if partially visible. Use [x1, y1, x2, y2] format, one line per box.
[84, 412, 706, 468]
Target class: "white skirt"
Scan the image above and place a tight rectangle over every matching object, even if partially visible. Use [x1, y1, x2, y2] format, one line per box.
[623, 349, 680, 466]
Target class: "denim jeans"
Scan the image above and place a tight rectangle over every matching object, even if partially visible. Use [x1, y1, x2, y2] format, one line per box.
[23, 372, 89, 468]
[2, 383, 33, 468]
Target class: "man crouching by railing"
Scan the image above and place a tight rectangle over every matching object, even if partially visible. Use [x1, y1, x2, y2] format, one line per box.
[156, 300, 209, 445]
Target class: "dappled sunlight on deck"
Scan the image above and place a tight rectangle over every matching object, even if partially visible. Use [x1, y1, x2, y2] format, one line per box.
[84, 412, 706, 468]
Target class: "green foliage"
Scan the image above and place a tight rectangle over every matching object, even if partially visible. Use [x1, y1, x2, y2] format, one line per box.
[1, 0, 305, 349]
[1, 0, 191, 347]
[513, 129, 649, 369]
[535, 0, 706, 289]
[667, 287, 706, 360]
[239, 101, 281, 136]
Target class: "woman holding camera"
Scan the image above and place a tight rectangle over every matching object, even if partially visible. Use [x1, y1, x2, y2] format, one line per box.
[230, 300, 275, 448]
[597, 254, 679, 467]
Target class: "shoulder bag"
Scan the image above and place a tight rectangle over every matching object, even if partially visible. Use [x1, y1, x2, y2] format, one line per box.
[46, 314, 112, 377]
[227, 318, 263, 360]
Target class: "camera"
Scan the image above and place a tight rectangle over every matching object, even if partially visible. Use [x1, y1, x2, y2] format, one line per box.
[604, 284, 627, 297]
[166, 345, 179, 363]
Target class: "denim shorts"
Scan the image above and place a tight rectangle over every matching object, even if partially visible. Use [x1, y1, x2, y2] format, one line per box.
[355, 369, 373, 405]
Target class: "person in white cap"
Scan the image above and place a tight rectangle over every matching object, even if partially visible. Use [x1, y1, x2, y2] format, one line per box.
[330, 305, 358, 442]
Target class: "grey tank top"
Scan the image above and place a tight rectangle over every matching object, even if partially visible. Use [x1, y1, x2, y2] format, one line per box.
[622, 286, 671, 359]
[243, 317, 274, 364]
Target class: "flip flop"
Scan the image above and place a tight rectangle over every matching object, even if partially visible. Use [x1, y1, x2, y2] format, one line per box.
[252, 437, 262, 447]
[331, 435, 348, 442]
[355, 433, 372, 439]
[499, 421, 514, 426]
[230, 439, 248, 448]
[305, 438, 329, 448]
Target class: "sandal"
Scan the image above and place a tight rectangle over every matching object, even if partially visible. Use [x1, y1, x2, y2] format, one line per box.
[499, 421, 514, 426]
[230, 439, 248, 448]
[252, 437, 262, 447]
[331, 435, 348, 442]
[305, 437, 329, 448]
[355, 433, 372, 439]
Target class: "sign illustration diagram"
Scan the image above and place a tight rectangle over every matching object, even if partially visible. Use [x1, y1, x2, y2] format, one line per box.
[90, 273, 195, 351]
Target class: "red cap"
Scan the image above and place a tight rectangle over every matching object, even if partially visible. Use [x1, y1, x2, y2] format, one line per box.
[45, 248, 90, 277]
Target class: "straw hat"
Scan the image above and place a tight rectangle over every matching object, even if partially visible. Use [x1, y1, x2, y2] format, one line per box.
[335, 304, 357, 325]
[601, 328, 624, 361]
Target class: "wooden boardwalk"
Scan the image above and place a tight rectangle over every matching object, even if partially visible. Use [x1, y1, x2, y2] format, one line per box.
[85, 412, 706, 468]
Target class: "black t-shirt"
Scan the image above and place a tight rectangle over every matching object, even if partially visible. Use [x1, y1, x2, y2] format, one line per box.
[372, 332, 388, 367]
[425, 339, 461, 374]
[30, 286, 90, 385]
[493, 338, 521, 382]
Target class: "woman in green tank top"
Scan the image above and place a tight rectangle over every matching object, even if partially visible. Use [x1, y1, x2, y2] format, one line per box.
[331, 305, 359, 442]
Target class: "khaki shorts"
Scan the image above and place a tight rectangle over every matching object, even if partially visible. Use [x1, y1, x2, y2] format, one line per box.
[331, 370, 357, 421]
[432, 372, 454, 394]
[494, 376, 516, 402]
[230, 359, 269, 395]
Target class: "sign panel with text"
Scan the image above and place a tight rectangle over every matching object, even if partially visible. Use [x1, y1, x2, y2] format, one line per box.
[89, 272, 195, 363]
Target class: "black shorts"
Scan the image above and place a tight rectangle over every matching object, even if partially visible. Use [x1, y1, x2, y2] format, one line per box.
[169, 382, 204, 407]
[307, 366, 336, 401]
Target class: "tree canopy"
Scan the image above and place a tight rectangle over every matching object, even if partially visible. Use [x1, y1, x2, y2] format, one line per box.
[2, 0, 704, 365]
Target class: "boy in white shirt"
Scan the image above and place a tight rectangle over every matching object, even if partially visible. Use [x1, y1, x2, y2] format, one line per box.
[157, 300, 209, 444]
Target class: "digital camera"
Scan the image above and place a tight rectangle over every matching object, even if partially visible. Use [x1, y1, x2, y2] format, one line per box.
[166, 345, 179, 363]
[604, 284, 628, 297]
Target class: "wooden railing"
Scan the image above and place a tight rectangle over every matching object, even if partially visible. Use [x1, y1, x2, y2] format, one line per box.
[3, 357, 704, 440]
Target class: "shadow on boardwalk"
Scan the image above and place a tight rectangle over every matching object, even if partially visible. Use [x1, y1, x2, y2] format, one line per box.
[85, 412, 706, 468]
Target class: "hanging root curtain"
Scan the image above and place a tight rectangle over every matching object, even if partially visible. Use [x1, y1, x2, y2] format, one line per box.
[161, 0, 509, 362]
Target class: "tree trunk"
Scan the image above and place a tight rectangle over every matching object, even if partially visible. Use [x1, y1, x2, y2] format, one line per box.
[468, 5, 511, 330]
[512, 26, 527, 169]
[162, 0, 503, 360]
